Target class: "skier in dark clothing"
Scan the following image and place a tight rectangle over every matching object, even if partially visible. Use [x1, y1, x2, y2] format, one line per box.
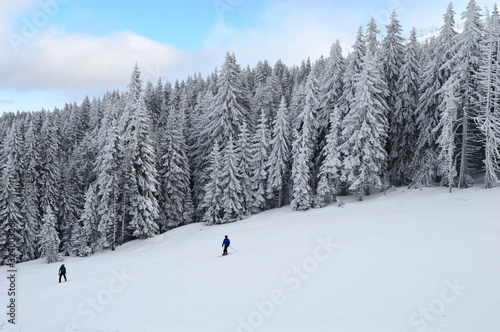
[59, 264, 67, 283]
[222, 235, 230, 256]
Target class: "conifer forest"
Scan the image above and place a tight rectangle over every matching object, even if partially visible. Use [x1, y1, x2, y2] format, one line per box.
[1, 1, 499, 264]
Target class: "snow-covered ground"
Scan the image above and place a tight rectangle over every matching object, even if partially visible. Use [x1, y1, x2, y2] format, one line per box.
[2, 184, 500, 332]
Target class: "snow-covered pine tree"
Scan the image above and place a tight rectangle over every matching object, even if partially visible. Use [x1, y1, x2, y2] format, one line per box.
[59, 149, 83, 255]
[366, 17, 381, 55]
[79, 184, 99, 253]
[476, 4, 500, 188]
[291, 127, 312, 210]
[250, 109, 271, 214]
[253, 74, 281, 126]
[39, 113, 62, 233]
[220, 136, 245, 223]
[144, 79, 163, 134]
[411, 3, 457, 187]
[254, 59, 273, 85]
[88, 97, 104, 135]
[291, 71, 320, 210]
[121, 65, 160, 239]
[446, 0, 484, 188]
[197, 53, 252, 221]
[389, 27, 421, 185]
[340, 51, 389, 200]
[267, 97, 291, 208]
[94, 99, 121, 249]
[39, 204, 60, 263]
[382, 10, 405, 178]
[236, 121, 255, 216]
[190, 80, 216, 220]
[158, 105, 193, 231]
[288, 81, 306, 130]
[208, 52, 253, 152]
[0, 125, 23, 265]
[434, 78, 459, 192]
[317, 40, 345, 155]
[338, 26, 366, 125]
[201, 142, 223, 225]
[19, 119, 40, 261]
[273, 60, 292, 105]
[316, 105, 343, 207]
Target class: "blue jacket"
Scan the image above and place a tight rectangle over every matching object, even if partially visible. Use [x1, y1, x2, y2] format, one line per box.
[222, 238, 230, 247]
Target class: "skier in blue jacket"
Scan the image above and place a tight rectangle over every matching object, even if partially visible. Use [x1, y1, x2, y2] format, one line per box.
[222, 235, 230, 256]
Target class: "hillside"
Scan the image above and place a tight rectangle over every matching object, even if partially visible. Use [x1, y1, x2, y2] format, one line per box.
[2, 185, 500, 332]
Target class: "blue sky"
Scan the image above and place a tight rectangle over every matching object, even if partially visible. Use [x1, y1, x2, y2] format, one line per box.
[0, 0, 496, 113]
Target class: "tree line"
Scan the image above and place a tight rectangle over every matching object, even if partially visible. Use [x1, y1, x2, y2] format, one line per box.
[1, 0, 499, 264]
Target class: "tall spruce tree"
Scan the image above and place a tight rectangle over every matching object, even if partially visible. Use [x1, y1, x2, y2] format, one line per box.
[95, 100, 121, 249]
[434, 79, 460, 192]
[389, 28, 421, 185]
[316, 105, 343, 207]
[0, 125, 23, 265]
[201, 142, 223, 225]
[250, 109, 271, 214]
[20, 119, 40, 261]
[382, 10, 405, 176]
[39, 204, 60, 263]
[476, 4, 500, 188]
[412, 3, 457, 187]
[446, 0, 484, 188]
[267, 97, 291, 208]
[121, 65, 160, 239]
[291, 71, 320, 210]
[220, 136, 245, 223]
[158, 106, 193, 230]
[340, 52, 389, 200]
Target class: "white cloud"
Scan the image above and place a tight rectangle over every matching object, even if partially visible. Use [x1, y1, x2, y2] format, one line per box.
[1, 29, 192, 90]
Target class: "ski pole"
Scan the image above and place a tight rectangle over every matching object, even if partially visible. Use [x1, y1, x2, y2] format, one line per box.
[230, 247, 238, 252]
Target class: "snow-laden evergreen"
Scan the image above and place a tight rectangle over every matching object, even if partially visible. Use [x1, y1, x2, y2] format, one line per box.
[366, 17, 381, 55]
[121, 67, 160, 239]
[317, 40, 345, 155]
[476, 4, 500, 188]
[316, 106, 343, 207]
[341, 51, 389, 200]
[220, 136, 245, 223]
[382, 10, 405, 116]
[412, 3, 458, 187]
[19, 119, 41, 261]
[2, 1, 500, 264]
[250, 109, 271, 213]
[39, 114, 62, 229]
[434, 79, 460, 192]
[39, 204, 61, 263]
[236, 121, 255, 216]
[0, 125, 23, 265]
[339, 26, 366, 119]
[291, 71, 320, 210]
[201, 142, 223, 225]
[94, 100, 121, 248]
[382, 11, 405, 174]
[158, 106, 193, 230]
[267, 97, 291, 208]
[389, 28, 420, 185]
[79, 184, 99, 253]
[445, 0, 484, 188]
